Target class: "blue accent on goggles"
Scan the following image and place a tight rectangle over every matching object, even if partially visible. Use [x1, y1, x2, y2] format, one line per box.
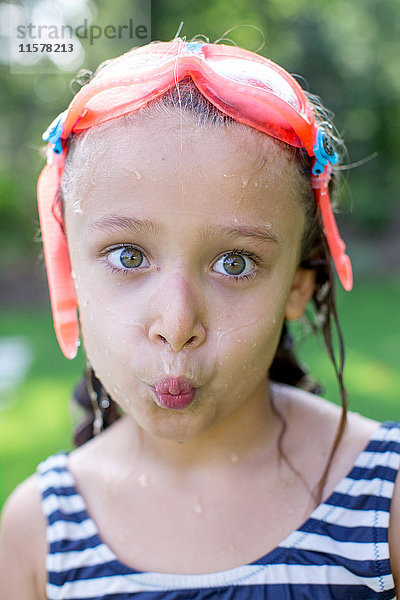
[312, 128, 339, 176]
[42, 110, 67, 155]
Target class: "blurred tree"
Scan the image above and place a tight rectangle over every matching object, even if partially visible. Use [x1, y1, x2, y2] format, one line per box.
[151, 0, 400, 232]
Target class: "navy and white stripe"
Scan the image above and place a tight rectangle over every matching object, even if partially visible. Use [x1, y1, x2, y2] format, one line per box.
[37, 421, 400, 599]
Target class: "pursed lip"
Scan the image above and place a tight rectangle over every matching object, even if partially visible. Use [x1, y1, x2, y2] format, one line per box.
[154, 376, 194, 395]
[151, 376, 197, 410]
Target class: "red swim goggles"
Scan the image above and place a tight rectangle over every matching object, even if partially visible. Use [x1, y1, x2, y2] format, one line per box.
[37, 39, 353, 359]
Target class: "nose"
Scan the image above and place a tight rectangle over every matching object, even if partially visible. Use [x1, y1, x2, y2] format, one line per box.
[148, 272, 206, 352]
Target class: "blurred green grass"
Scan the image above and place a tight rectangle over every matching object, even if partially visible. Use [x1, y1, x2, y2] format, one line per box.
[0, 308, 85, 507]
[1, 276, 399, 507]
[293, 275, 400, 421]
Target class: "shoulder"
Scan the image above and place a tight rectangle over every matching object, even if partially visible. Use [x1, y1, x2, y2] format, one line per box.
[0, 474, 47, 599]
[67, 415, 132, 479]
[269, 382, 381, 493]
[270, 381, 380, 446]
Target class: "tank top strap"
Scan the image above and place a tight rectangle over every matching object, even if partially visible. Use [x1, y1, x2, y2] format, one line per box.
[36, 452, 121, 599]
[37, 453, 89, 523]
[358, 421, 400, 489]
[332, 420, 400, 507]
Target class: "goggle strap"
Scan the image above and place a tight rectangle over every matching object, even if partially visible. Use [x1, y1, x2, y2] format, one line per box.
[315, 185, 353, 291]
[37, 159, 79, 359]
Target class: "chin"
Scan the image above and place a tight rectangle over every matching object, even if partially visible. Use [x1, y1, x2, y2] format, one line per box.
[136, 401, 218, 443]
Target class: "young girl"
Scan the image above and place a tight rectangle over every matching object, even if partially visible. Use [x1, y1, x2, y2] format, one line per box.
[1, 38, 399, 600]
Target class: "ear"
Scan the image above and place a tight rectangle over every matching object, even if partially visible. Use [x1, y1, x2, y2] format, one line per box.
[285, 267, 316, 321]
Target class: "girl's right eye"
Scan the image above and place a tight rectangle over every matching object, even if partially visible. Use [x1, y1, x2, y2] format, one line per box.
[106, 246, 150, 271]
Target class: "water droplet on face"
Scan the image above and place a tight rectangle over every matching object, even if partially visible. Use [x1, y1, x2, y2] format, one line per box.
[71, 270, 77, 280]
[264, 221, 272, 229]
[230, 451, 239, 464]
[138, 473, 149, 488]
[134, 169, 142, 180]
[193, 498, 203, 515]
[72, 199, 83, 214]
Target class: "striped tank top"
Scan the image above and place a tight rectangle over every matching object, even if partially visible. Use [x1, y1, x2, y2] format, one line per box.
[37, 421, 400, 600]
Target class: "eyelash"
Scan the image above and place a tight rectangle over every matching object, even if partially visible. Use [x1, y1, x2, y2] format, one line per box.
[100, 244, 147, 277]
[100, 245, 261, 282]
[106, 264, 136, 277]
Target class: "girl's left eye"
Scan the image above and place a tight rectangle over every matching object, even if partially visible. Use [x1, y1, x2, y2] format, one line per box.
[212, 251, 258, 279]
[106, 246, 149, 270]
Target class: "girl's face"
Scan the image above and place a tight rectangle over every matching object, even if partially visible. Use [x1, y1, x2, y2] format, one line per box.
[64, 112, 314, 443]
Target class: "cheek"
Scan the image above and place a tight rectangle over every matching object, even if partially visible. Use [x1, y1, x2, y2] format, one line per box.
[212, 290, 286, 381]
[79, 296, 141, 366]
[71, 263, 139, 393]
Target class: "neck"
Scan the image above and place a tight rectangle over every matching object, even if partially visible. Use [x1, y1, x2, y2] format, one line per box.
[113, 380, 281, 474]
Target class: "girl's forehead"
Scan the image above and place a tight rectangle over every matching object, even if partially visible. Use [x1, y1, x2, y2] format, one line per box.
[63, 112, 304, 232]
[70, 112, 285, 169]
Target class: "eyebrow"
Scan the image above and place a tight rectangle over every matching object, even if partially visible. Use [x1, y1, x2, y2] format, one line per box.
[89, 215, 163, 235]
[198, 224, 280, 245]
[89, 215, 280, 245]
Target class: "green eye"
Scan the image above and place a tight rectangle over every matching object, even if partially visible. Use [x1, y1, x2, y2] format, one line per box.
[213, 252, 255, 278]
[107, 246, 148, 269]
[223, 254, 246, 275]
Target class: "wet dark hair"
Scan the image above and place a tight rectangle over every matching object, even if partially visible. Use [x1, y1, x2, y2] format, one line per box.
[63, 59, 348, 505]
